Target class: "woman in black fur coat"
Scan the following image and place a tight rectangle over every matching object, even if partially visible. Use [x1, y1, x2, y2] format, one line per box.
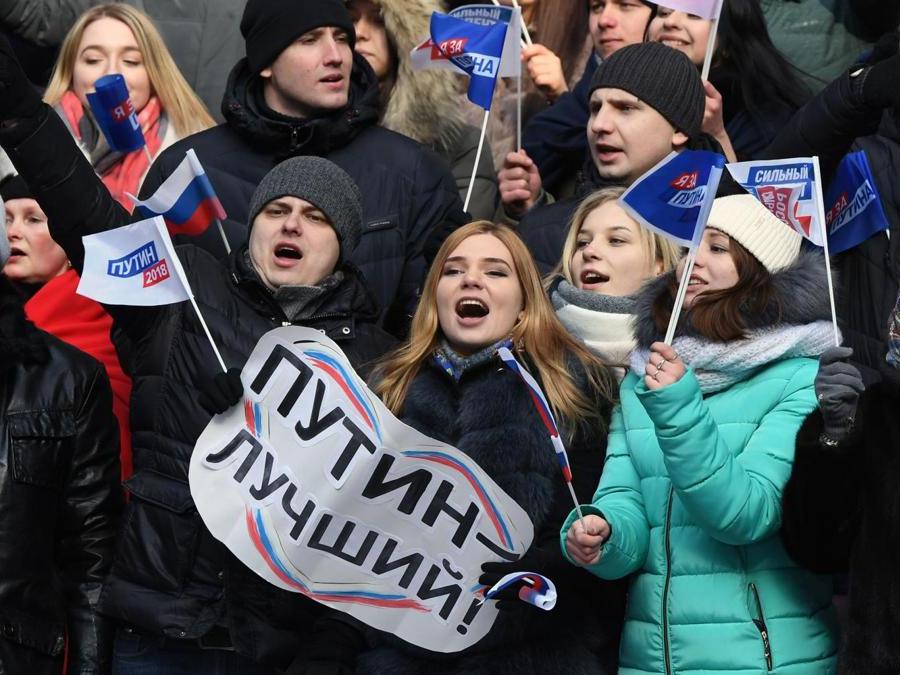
[356, 221, 623, 674]
[781, 295, 900, 673]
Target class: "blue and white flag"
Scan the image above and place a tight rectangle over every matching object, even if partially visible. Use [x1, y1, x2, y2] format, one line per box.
[86, 73, 146, 154]
[726, 157, 823, 246]
[824, 151, 889, 254]
[77, 216, 191, 306]
[427, 11, 508, 109]
[619, 150, 726, 248]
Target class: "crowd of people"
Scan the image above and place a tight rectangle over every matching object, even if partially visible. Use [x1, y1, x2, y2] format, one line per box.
[1, 0, 900, 673]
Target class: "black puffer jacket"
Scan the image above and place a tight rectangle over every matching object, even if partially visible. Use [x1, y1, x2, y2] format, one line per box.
[0, 276, 122, 675]
[1, 107, 397, 668]
[781, 365, 900, 674]
[358, 347, 625, 675]
[139, 54, 467, 335]
[762, 63, 900, 381]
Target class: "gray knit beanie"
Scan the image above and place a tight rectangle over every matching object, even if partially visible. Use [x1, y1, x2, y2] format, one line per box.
[247, 156, 363, 260]
[589, 42, 705, 139]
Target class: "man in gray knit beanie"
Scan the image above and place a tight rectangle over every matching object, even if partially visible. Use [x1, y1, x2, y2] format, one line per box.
[246, 156, 363, 289]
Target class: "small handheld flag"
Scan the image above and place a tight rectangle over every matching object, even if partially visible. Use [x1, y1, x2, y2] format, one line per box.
[429, 12, 508, 110]
[824, 151, 889, 255]
[86, 74, 146, 154]
[655, 0, 722, 20]
[619, 150, 726, 248]
[128, 149, 228, 241]
[497, 347, 586, 528]
[479, 572, 557, 611]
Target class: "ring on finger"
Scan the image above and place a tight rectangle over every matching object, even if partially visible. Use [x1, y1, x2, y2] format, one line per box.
[654, 359, 666, 370]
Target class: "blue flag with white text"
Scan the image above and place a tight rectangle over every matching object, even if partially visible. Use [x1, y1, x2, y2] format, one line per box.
[429, 12, 508, 110]
[86, 73, 146, 153]
[619, 150, 726, 248]
[824, 151, 889, 255]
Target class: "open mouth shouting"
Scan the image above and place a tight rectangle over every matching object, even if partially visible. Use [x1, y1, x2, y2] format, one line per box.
[320, 73, 345, 89]
[579, 269, 610, 290]
[273, 242, 303, 267]
[594, 143, 623, 163]
[455, 297, 490, 326]
[7, 246, 25, 261]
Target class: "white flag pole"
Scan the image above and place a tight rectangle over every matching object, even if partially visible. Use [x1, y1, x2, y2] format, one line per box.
[142, 145, 153, 164]
[215, 218, 232, 256]
[665, 247, 697, 345]
[812, 155, 841, 346]
[154, 217, 228, 372]
[700, 3, 723, 80]
[464, 110, 491, 213]
[510, 0, 533, 46]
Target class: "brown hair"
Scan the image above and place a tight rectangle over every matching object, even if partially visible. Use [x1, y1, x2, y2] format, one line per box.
[374, 221, 615, 424]
[651, 232, 780, 342]
[532, 0, 590, 84]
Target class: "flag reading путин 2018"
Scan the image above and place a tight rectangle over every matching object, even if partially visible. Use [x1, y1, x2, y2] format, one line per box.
[77, 216, 191, 306]
[428, 11, 508, 109]
[129, 149, 226, 237]
[824, 151, 889, 254]
[727, 157, 823, 245]
[619, 150, 726, 247]
[86, 73, 146, 154]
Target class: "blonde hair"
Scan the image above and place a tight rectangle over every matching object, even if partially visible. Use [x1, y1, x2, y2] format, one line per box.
[374, 221, 615, 425]
[44, 4, 214, 137]
[549, 187, 681, 289]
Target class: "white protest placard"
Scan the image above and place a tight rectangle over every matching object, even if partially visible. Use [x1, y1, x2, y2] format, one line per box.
[189, 326, 534, 653]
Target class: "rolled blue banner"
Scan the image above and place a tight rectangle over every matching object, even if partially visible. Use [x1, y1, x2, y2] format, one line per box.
[86, 73, 146, 153]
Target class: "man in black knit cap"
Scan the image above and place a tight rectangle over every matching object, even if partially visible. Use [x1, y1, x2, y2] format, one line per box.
[514, 42, 721, 274]
[139, 0, 466, 337]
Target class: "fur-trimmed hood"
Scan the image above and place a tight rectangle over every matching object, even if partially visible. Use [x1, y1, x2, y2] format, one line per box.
[632, 249, 833, 348]
[372, 0, 466, 147]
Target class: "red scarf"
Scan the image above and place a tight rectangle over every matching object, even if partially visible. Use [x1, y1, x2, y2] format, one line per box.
[59, 90, 164, 212]
[25, 270, 134, 481]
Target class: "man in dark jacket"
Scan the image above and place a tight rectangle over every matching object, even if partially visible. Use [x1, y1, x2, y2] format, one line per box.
[139, 0, 466, 336]
[0, 33, 397, 671]
[513, 42, 715, 274]
[0, 271, 122, 675]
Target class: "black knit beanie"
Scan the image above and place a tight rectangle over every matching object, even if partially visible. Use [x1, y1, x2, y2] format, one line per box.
[240, 0, 356, 75]
[247, 156, 363, 262]
[0, 174, 32, 203]
[589, 42, 705, 139]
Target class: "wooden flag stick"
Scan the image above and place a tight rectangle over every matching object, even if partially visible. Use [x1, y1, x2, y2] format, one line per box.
[812, 155, 841, 346]
[464, 109, 491, 213]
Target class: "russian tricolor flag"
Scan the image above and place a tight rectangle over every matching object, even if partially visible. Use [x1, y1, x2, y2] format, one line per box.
[129, 149, 226, 237]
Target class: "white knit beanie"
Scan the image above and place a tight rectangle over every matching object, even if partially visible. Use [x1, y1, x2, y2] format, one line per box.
[707, 194, 802, 272]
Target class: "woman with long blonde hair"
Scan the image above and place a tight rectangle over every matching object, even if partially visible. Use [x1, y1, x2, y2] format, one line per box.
[44, 4, 214, 209]
[361, 221, 625, 674]
[547, 187, 680, 377]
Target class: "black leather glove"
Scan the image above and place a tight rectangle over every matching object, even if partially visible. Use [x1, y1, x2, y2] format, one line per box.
[859, 51, 900, 112]
[0, 34, 44, 122]
[198, 367, 243, 414]
[815, 347, 865, 442]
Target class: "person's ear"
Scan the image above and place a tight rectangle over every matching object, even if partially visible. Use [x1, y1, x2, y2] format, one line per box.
[654, 258, 664, 276]
[260, 66, 272, 80]
[672, 130, 689, 149]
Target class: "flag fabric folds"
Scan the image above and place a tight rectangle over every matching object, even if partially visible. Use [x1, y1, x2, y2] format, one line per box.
[86, 73, 146, 153]
[410, 4, 521, 78]
[128, 149, 226, 237]
[77, 216, 191, 306]
[427, 11, 508, 109]
[619, 150, 726, 248]
[726, 157, 824, 246]
[654, 0, 722, 20]
[824, 151, 889, 254]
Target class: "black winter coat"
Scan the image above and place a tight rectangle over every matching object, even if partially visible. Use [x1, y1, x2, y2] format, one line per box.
[139, 54, 467, 335]
[762, 64, 900, 380]
[781, 366, 900, 674]
[0, 277, 122, 675]
[0, 107, 397, 669]
[358, 351, 625, 675]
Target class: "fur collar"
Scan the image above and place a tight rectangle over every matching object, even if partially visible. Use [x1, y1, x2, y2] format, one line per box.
[373, 0, 466, 148]
[0, 276, 49, 372]
[632, 250, 833, 348]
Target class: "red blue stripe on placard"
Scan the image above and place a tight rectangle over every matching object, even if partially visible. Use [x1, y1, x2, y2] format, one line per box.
[305, 349, 382, 443]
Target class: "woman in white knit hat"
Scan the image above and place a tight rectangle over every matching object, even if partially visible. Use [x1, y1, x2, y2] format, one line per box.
[561, 193, 839, 674]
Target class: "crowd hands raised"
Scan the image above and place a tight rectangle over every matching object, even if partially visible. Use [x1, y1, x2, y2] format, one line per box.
[1, 0, 900, 673]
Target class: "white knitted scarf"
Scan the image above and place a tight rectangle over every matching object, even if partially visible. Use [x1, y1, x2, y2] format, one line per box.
[630, 321, 837, 393]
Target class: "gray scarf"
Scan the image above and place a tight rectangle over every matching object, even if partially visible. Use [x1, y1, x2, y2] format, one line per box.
[243, 248, 343, 322]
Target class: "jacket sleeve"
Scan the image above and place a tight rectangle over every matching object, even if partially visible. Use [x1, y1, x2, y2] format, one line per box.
[761, 67, 881, 182]
[780, 402, 863, 574]
[0, 104, 164, 336]
[0, 0, 99, 46]
[448, 125, 499, 222]
[638, 364, 817, 547]
[560, 403, 651, 580]
[58, 362, 123, 674]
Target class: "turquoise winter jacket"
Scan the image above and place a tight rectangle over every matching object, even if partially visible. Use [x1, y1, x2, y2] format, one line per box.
[561, 359, 838, 675]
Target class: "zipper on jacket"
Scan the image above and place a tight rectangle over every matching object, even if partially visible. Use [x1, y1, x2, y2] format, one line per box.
[749, 582, 774, 671]
[662, 488, 674, 675]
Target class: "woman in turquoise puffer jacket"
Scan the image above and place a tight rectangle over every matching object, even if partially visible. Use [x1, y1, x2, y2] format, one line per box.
[561, 193, 839, 675]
